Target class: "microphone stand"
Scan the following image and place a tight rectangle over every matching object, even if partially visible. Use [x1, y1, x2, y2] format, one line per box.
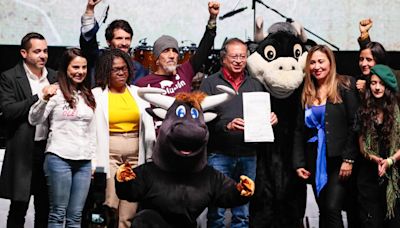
[99, 5, 110, 29]
[254, 0, 340, 51]
[252, 0, 256, 39]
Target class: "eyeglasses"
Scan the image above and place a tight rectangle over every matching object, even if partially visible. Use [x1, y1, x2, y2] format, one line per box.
[227, 55, 247, 61]
[111, 66, 129, 74]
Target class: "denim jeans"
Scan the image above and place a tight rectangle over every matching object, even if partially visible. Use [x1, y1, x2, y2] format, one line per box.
[44, 153, 91, 228]
[207, 153, 257, 228]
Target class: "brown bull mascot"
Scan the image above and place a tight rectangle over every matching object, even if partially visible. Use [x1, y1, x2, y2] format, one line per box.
[115, 85, 255, 228]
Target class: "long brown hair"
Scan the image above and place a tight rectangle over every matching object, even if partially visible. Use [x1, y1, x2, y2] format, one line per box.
[359, 76, 399, 147]
[302, 45, 350, 107]
[58, 48, 96, 110]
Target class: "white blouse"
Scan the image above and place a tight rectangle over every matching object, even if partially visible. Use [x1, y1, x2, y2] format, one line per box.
[29, 90, 96, 161]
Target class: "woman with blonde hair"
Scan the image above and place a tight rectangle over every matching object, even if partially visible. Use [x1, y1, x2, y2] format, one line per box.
[293, 45, 359, 228]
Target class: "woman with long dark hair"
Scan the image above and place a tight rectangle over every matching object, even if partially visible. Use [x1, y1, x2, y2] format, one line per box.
[28, 48, 97, 227]
[293, 45, 359, 228]
[357, 41, 388, 93]
[356, 18, 389, 94]
[357, 64, 400, 227]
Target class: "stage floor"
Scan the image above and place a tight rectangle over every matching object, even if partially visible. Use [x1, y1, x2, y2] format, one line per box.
[0, 149, 348, 228]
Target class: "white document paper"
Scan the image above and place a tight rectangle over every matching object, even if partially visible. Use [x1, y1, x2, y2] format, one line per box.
[243, 92, 274, 142]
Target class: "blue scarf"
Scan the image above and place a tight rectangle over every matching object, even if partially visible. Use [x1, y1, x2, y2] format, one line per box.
[305, 105, 327, 196]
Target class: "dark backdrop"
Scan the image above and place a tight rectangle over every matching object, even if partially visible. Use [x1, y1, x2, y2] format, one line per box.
[1, 45, 399, 78]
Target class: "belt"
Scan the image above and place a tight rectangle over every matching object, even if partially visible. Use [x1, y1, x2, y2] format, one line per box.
[109, 131, 139, 137]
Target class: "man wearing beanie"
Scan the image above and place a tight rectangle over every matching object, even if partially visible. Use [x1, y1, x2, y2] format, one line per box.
[135, 1, 220, 97]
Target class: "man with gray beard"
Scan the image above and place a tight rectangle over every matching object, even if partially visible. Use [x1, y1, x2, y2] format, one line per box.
[135, 1, 220, 97]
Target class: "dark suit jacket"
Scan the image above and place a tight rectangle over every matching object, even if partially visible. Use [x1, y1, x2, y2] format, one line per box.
[292, 75, 360, 170]
[0, 62, 57, 202]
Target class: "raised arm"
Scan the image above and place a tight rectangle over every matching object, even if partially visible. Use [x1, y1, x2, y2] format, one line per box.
[80, 0, 102, 41]
[79, 0, 103, 65]
[358, 18, 372, 49]
[189, 1, 220, 73]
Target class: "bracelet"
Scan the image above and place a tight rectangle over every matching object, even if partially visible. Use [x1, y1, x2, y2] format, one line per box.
[360, 31, 369, 40]
[343, 159, 355, 164]
[387, 157, 396, 167]
[387, 158, 394, 167]
[390, 156, 396, 164]
[207, 19, 217, 29]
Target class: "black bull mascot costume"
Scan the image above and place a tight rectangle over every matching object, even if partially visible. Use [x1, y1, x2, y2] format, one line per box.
[247, 19, 310, 228]
[115, 85, 255, 228]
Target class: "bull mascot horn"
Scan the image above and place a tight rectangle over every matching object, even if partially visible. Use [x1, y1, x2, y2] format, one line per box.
[137, 85, 236, 122]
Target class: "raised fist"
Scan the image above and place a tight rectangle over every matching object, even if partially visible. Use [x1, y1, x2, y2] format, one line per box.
[208, 1, 220, 19]
[359, 18, 373, 34]
[42, 84, 59, 101]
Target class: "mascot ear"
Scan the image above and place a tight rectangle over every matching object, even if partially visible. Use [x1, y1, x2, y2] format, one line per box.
[146, 107, 167, 120]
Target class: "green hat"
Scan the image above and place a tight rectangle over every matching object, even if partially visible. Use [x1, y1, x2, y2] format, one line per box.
[370, 64, 398, 92]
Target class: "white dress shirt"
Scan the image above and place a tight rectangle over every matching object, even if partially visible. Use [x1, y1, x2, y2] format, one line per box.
[23, 62, 51, 141]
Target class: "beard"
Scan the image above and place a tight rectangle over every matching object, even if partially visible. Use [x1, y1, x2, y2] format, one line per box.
[163, 64, 177, 74]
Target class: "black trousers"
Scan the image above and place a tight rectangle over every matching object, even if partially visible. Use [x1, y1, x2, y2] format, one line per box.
[357, 157, 400, 228]
[7, 141, 49, 228]
[249, 143, 307, 228]
[307, 156, 349, 228]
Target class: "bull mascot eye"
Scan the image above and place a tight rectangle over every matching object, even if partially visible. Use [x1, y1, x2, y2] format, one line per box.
[293, 44, 302, 59]
[175, 105, 186, 118]
[190, 108, 199, 119]
[263, 45, 276, 61]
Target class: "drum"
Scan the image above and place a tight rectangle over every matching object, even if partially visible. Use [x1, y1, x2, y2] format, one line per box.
[178, 44, 197, 64]
[132, 45, 156, 73]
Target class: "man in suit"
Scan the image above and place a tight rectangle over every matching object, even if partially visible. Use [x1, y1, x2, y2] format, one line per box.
[0, 32, 58, 228]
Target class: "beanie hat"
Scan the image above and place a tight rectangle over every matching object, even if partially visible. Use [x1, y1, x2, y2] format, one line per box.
[370, 64, 398, 92]
[153, 35, 179, 59]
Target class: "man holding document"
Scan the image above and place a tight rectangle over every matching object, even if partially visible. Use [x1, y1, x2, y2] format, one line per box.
[199, 37, 277, 228]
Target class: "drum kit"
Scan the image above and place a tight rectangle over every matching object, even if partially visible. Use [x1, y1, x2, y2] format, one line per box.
[131, 38, 198, 73]
[131, 38, 157, 73]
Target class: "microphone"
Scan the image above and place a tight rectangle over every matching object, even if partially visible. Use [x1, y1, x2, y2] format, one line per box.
[102, 6, 110, 23]
[139, 38, 147, 44]
[219, 6, 248, 20]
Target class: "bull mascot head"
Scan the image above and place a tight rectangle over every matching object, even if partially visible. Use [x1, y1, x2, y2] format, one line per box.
[247, 17, 311, 99]
[138, 85, 236, 173]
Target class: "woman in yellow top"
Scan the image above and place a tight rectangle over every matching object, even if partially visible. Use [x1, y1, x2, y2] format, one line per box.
[92, 49, 155, 228]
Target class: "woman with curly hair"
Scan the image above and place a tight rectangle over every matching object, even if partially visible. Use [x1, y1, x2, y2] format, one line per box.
[92, 48, 155, 228]
[357, 64, 400, 227]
